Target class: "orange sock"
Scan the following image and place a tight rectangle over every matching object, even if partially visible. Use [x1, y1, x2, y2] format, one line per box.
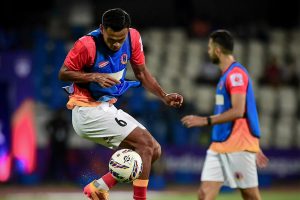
[133, 179, 149, 200]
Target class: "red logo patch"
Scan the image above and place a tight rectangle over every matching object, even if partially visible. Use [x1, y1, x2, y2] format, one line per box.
[230, 73, 244, 86]
[99, 61, 109, 68]
[234, 172, 244, 180]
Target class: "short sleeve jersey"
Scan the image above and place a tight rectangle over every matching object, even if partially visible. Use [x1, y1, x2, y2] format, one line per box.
[63, 28, 145, 108]
[209, 66, 260, 153]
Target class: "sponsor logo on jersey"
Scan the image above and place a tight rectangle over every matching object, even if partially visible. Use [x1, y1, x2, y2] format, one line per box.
[121, 54, 128, 64]
[216, 94, 224, 105]
[99, 61, 109, 68]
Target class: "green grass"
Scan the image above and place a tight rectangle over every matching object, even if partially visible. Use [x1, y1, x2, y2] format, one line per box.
[155, 191, 300, 200]
[1, 190, 299, 200]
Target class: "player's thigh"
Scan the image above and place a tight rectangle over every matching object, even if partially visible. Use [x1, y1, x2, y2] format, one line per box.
[119, 126, 158, 151]
[116, 110, 159, 150]
[199, 181, 223, 199]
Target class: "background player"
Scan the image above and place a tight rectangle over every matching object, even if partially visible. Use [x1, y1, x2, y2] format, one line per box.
[181, 29, 268, 200]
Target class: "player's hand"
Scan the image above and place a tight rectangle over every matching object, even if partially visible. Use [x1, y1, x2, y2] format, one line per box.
[92, 73, 120, 88]
[181, 115, 207, 128]
[256, 150, 269, 169]
[162, 93, 183, 108]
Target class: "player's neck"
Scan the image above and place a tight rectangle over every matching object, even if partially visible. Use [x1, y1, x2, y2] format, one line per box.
[219, 55, 235, 72]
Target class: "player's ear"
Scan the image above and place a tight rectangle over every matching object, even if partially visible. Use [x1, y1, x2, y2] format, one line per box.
[215, 46, 222, 56]
[100, 24, 104, 32]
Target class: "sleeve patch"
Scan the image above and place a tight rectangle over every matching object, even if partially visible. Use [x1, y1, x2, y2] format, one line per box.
[230, 73, 244, 86]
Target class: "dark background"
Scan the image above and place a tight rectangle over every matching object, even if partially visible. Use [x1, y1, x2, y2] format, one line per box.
[2, 0, 300, 28]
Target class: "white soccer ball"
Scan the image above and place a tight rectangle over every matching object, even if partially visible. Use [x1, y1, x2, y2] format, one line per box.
[109, 149, 143, 183]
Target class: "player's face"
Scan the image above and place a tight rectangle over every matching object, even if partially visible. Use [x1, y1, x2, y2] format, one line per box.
[208, 39, 220, 64]
[102, 27, 128, 51]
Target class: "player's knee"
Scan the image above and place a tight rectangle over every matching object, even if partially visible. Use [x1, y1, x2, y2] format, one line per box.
[198, 183, 220, 200]
[152, 142, 161, 162]
[135, 132, 155, 156]
[241, 188, 261, 200]
[138, 145, 154, 163]
[198, 187, 205, 200]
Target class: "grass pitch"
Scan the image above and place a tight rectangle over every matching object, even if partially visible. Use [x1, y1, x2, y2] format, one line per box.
[1, 190, 299, 200]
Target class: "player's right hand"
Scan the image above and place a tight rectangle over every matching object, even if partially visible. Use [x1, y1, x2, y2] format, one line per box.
[256, 150, 269, 168]
[162, 93, 183, 108]
[92, 73, 121, 88]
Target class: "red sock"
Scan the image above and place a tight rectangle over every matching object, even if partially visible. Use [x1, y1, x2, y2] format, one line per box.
[100, 172, 118, 189]
[133, 179, 149, 200]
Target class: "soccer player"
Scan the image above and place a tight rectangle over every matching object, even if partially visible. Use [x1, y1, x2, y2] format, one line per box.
[58, 8, 183, 200]
[181, 30, 268, 200]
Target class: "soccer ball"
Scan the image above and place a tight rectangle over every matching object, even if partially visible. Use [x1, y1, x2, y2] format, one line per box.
[109, 149, 143, 183]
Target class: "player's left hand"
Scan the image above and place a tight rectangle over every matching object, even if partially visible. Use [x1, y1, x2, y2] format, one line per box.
[163, 93, 183, 108]
[256, 150, 269, 168]
[181, 115, 207, 128]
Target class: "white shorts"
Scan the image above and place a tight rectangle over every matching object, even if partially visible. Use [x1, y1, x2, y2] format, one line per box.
[72, 102, 146, 149]
[201, 150, 258, 189]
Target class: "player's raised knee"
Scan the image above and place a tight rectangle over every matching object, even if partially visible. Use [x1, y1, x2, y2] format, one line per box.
[152, 142, 161, 162]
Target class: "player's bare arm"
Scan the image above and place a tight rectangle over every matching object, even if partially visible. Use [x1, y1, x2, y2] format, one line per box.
[131, 63, 183, 108]
[181, 93, 245, 127]
[59, 65, 120, 88]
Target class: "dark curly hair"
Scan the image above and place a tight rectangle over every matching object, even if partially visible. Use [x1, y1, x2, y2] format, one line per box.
[102, 8, 131, 31]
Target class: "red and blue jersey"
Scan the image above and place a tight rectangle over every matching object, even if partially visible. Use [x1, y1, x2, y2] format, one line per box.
[63, 28, 145, 109]
[80, 29, 141, 101]
[210, 62, 260, 153]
